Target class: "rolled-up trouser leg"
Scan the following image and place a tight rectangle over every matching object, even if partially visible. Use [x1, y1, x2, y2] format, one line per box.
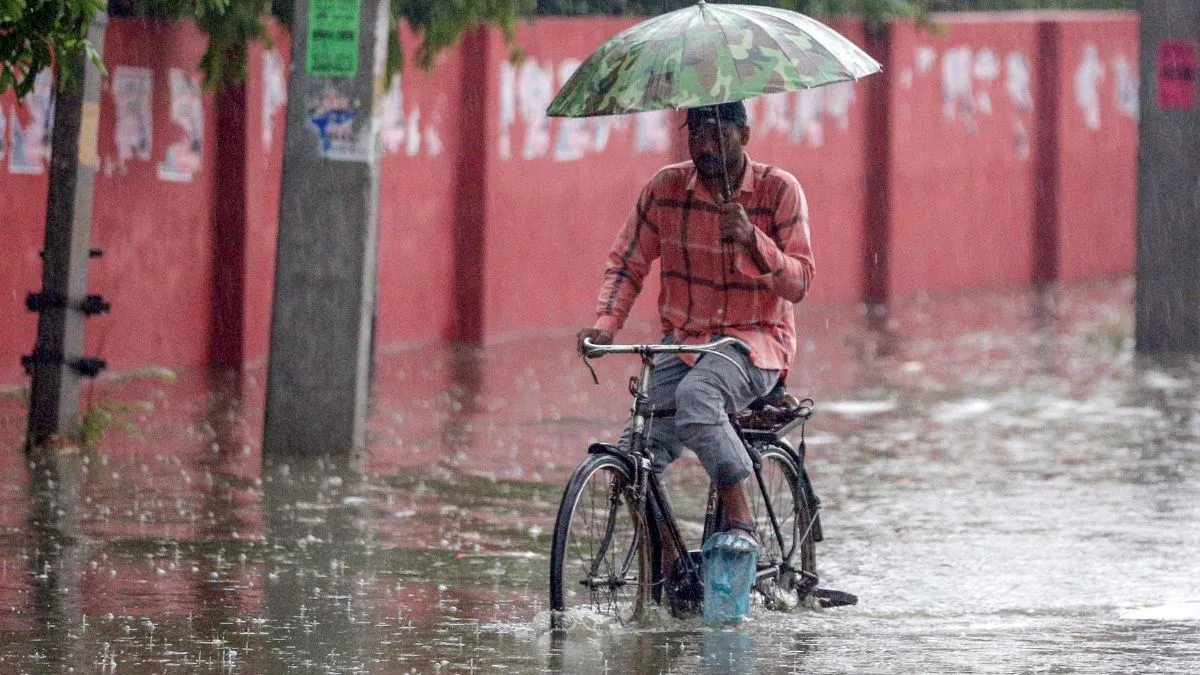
[673, 344, 779, 489]
[618, 341, 778, 486]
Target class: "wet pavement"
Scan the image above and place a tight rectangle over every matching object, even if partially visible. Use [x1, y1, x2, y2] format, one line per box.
[0, 277, 1197, 673]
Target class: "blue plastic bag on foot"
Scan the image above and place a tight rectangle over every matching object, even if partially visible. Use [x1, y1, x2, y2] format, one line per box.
[702, 531, 758, 625]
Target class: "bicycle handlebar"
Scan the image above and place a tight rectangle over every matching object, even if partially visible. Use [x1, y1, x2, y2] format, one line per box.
[581, 335, 747, 359]
[581, 336, 750, 382]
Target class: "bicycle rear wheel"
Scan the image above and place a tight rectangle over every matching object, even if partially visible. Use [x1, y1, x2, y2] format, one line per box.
[549, 453, 649, 628]
[749, 444, 817, 602]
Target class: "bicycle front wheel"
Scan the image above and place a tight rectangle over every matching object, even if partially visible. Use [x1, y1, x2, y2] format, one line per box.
[549, 452, 648, 627]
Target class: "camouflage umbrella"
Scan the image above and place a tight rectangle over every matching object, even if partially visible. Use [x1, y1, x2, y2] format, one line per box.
[545, 0, 882, 118]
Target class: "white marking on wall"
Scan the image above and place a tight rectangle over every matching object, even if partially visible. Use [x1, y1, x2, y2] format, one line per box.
[1005, 52, 1033, 112]
[634, 110, 670, 153]
[405, 107, 421, 156]
[1012, 118, 1029, 161]
[1112, 54, 1138, 121]
[941, 46, 977, 132]
[791, 88, 825, 146]
[380, 74, 406, 153]
[423, 112, 444, 157]
[921, 44, 1034, 159]
[915, 46, 938, 75]
[973, 49, 1000, 81]
[758, 93, 791, 135]
[553, 59, 590, 161]
[1006, 51, 1033, 160]
[378, 73, 443, 158]
[824, 82, 855, 131]
[1074, 43, 1105, 131]
[744, 82, 855, 149]
[517, 58, 555, 160]
[591, 115, 630, 153]
[111, 66, 154, 172]
[498, 62, 516, 160]
[262, 49, 288, 151]
[496, 56, 678, 161]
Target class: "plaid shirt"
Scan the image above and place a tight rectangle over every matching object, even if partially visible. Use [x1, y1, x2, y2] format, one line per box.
[593, 155, 815, 371]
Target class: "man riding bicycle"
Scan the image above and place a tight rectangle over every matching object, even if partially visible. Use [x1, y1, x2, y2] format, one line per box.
[577, 101, 815, 594]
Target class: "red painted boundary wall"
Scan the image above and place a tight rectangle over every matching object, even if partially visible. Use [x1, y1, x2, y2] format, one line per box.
[882, 13, 1138, 298]
[0, 12, 1139, 387]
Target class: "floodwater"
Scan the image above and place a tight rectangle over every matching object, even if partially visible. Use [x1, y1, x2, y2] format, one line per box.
[0, 277, 1197, 673]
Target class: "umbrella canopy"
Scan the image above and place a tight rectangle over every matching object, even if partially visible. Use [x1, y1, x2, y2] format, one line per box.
[546, 0, 882, 118]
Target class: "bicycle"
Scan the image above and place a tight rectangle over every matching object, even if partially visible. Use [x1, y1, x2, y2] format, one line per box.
[549, 336, 849, 629]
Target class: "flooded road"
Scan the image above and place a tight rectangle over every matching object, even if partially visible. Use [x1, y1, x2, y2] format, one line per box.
[0, 278, 1197, 673]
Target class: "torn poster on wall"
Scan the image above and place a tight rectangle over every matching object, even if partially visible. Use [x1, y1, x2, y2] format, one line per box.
[8, 70, 54, 175]
[307, 88, 370, 161]
[262, 49, 288, 151]
[158, 69, 204, 182]
[112, 65, 153, 172]
[1157, 40, 1197, 110]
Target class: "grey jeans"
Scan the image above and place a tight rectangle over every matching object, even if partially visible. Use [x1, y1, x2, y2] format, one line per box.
[619, 340, 779, 488]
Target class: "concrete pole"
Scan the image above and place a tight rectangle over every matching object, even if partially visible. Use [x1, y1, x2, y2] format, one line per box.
[263, 0, 389, 456]
[1135, 1, 1200, 352]
[25, 12, 109, 449]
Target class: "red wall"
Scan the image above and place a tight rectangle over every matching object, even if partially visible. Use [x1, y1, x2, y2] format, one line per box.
[0, 12, 1141, 388]
[241, 25, 291, 366]
[888, 16, 1041, 297]
[0, 80, 46, 383]
[0, 20, 218, 383]
[480, 18, 677, 337]
[1054, 14, 1139, 281]
[375, 23, 466, 346]
[90, 21, 218, 372]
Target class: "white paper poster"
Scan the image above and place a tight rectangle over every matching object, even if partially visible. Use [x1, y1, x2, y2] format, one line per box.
[112, 66, 153, 171]
[9, 70, 54, 175]
[262, 49, 288, 150]
[0, 105, 7, 165]
[158, 68, 204, 182]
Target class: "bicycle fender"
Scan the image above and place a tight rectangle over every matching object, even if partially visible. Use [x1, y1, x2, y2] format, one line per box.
[587, 442, 637, 475]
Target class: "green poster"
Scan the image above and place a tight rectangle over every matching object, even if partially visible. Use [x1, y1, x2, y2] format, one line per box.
[307, 0, 361, 77]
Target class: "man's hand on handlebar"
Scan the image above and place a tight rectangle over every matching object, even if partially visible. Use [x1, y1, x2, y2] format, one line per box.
[576, 327, 613, 355]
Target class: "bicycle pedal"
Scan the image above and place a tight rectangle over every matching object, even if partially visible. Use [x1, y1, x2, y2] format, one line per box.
[809, 587, 858, 608]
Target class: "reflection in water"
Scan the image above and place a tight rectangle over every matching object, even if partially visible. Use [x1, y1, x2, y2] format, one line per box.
[1029, 282, 1060, 376]
[191, 368, 256, 669]
[701, 630, 757, 674]
[0, 279, 1197, 672]
[258, 455, 373, 671]
[441, 344, 484, 462]
[26, 449, 88, 671]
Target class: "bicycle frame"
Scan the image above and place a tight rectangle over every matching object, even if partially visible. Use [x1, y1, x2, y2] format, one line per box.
[582, 337, 807, 608]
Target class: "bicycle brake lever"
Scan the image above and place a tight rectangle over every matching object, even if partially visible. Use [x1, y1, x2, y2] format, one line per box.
[581, 352, 599, 385]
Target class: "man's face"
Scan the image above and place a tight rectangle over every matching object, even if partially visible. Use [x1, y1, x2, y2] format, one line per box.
[687, 120, 748, 181]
